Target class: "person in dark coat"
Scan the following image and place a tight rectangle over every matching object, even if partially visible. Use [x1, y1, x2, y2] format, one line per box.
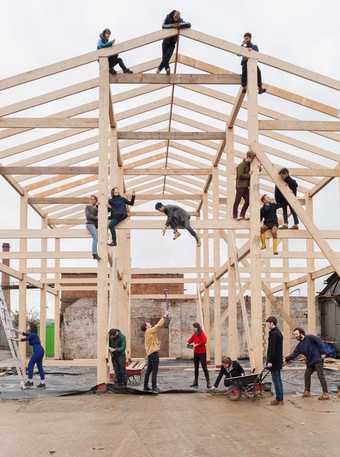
[108, 328, 127, 387]
[232, 151, 255, 220]
[85, 195, 100, 260]
[157, 10, 191, 74]
[260, 194, 282, 255]
[211, 357, 245, 390]
[97, 28, 133, 75]
[155, 202, 201, 246]
[285, 327, 329, 400]
[274, 168, 299, 229]
[240, 32, 266, 94]
[108, 187, 135, 247]
[266, 316, 284, 405]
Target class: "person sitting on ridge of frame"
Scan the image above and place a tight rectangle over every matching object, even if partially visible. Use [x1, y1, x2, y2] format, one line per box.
[97, 28, 133, 75]
[260, 194, 282, 255]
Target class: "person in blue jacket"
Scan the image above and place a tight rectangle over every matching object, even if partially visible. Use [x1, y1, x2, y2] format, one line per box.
[108, 187, 135, 246]
[97, 28, 133, 75]
[240, 32, 266, 94]
[13, 323, 46, 388]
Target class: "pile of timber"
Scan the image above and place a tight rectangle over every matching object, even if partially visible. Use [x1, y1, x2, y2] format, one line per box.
[324, 358, 340, 371]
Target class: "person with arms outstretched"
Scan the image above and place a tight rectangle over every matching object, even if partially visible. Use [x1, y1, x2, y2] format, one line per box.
[108, 187, 135, 247]
[97, 28, 133, 75]
[240, 32, 266, 94]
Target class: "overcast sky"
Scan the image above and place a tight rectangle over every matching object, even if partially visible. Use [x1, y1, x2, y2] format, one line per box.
[1, 0, 340, 318]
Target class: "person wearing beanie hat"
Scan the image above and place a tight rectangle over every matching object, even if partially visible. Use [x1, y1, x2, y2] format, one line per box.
[97, 28, 133, 75]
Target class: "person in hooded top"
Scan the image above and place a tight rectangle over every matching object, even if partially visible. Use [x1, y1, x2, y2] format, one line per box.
[108, 187, 135, 247]
[274, 168, 299, 230]
[97, 28, 133, 75]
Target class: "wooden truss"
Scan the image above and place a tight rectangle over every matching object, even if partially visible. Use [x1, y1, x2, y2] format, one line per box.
[1, 28, 340, 382]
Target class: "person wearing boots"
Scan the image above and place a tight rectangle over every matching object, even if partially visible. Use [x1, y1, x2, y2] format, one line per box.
[260, 194, 282, 255]
[274, 168, 299, 230]
[97, 28, 133, 75]
[187, 322, 211, 389]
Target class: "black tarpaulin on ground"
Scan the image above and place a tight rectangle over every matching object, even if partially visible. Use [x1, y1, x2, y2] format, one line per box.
[59, 384, 199, 397]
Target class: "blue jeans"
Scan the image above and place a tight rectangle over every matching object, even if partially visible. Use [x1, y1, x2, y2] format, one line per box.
[27, 349, 45, 380]
[86, 223, 98, 255]
[111, 352, 127, 385]
[271, 369, 283, 401]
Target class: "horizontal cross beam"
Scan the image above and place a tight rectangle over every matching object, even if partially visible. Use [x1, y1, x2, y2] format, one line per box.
[123, 168, 211, 176]
[117, 131, 226, 140]
[110, 73, 241, 84]
[29, 194, 204, 204]
[0, 118, 99, 129]
[259, 120, 340, 131]
[0, 166, 98, 175]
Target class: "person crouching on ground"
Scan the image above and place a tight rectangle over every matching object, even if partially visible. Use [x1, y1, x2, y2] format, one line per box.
[285, 327, 330, 400]
[274, 168, 299, 230]
[260, 194, 282, 255]
[85, 195, 100, 261]
[108, 328, 127, 387]
[97, 28, 133, 75]
[210, 356, 244, 391]
[187, 322, 211, 389]
[265, 316, 284, 406]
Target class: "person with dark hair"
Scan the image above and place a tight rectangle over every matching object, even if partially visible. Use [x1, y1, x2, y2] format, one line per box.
[211, 356, 245, 390]
[260, 194, 282, 255]
[232, 151, 255, 220]
[285, 327, 329, 400]
[85, 195, 100, 260]
[187, 322, 211, 389]
[141, 312, 169, 393]
[155, 202, 201, 246]
[240, 32, 266, 94]
[97, 28, 133, 75]
[265, 316, 284, 405]
[12, 323, 45, 388]
[108, 328, 127, 387]
[108, 188, 135, 247]
[275, 168, 299, 230]
[157, 10, 191, 74]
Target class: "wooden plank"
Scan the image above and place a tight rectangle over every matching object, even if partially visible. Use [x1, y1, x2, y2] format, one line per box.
[0, 166, 98, 175]
[123, 168, 211, 176]
[227, 88, 246, 129]
[260, 168, 339, 177]
[0, 118, 99, 129]
[259, 120, 340, 131]
[117, 131, 226, 140]
[110, 73, 241, 84]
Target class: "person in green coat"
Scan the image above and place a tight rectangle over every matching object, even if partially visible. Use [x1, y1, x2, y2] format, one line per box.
[108, 328, 127, 386]
[232, 151, 255, 220]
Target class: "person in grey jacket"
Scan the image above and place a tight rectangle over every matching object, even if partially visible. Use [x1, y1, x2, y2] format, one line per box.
[85, 195, 100, 260]
[155, 202, 201, 246]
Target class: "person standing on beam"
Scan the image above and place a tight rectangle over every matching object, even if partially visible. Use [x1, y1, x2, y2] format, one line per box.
[108, 187, 135, 247]
[240, 32, 266, 94]
[275, 168, 299, 230]
[85, 195, 100, 261]
[156, 10, 191, 75]
[260, 194, 282, 255]
[155, 202, 201, 247]
[97, 28, 133, 75]
[232, 151, 255, 220]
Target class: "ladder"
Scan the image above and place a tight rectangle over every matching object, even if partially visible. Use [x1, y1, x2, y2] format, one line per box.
[0, 287, 26, 388]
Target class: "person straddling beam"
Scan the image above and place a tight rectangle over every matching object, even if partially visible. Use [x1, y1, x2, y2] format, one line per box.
[265, 316, 284, 406]
[260, 194, 282, 255]
[85, 195, 100, 261]
[240, 32, 266, 94]
[210, 356, 245, 391]
[275, 168, 299, 230]
[285, 327, 330, 400]
[232, 151, 255, 220]
[108, 187, 135, 247]
[187, 322, 211, 389]
[141, 311, 170, 393]
[157, 10, 191, 75]
[108, 328, 127, 387]
[155, 202, 201, 247]
[12, 323, 46, 388]
[97, 28, 133, 75]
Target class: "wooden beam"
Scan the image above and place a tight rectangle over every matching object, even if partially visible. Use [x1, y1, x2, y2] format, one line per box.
[227, 88, 246, 129]
[0, 166, 98, 175]
[110, 73, 241, 84]
[259, 120, 340, 132]
[0, 118, 99, 129]
[123, 168, 211, 176]
[118, 131, 225, 140]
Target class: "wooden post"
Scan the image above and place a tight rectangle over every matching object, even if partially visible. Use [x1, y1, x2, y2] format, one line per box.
[306, 195, 316, 334]
[96, 57, 110, 386]
[202, 193, 211, 360]
[54, 238, 61, 359]
[39, 217, 47, 348]
[248, 57, 263, 371]
[18, 193, 28, 362]
[282, 239, 290, 354]
[195, 214, 202, 322]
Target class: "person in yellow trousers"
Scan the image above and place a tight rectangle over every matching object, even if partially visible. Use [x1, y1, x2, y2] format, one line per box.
[260, 194, 282, 255]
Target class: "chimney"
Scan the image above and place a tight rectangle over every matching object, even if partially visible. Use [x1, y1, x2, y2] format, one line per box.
[1, 243, 11, 311]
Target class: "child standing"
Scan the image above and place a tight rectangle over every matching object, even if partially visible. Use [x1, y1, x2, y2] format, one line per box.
[260, 194, 282, 255]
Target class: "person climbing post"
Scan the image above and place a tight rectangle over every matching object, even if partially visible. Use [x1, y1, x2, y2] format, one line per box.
[108, 328, 127, 387]
[187, 322, 211, 389]
[260, 194, 281, 255]
[85, 195, 100, 261]
[232, 151, 255, 220]
[240, 32, 266, 94]
[210, 356, 245, 390]
[108, 188, 135, 247]
[275, 168, 299, 229]
[155, 202, 201, 246]
[157, 10, 191, 75]
[265, 316, 284, 405]
[97, 28, 133, 75]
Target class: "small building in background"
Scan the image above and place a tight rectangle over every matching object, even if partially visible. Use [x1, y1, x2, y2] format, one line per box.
[318, 273, 340, 356]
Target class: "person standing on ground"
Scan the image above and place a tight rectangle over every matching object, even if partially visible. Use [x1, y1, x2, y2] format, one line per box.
[274, 168, 299, 230]
[141, 312, 169, 393]
[157, 10, 191, 74]
[232, 151, 255, 220]
[240, 32, 266, 94]
[108, 188, 135, 247]
[211, 356, 245, 390]
[187, 322, 211, 389]
[260, 194, 282, 255]
[285, 327, 330, 400]
[265, 316, 284, 406]
[155, 202, 201, 246]
[97, 28, 133, 75]
[108, 328, 127, 387]
[85, 195, 100, 261]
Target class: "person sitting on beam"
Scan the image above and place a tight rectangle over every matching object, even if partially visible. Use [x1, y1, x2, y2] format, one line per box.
[108, 187, 135, 247]
[260, 194, 282, 255]
[274, 168, 299, 230]
[155, 202, 201, 247]
[97, 28, 133, 75]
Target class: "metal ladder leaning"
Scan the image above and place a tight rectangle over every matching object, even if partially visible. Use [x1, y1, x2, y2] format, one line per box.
[0, 287, 26, 388]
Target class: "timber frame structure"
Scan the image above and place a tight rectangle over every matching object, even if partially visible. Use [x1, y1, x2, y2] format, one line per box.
[1, 28, 340, 384]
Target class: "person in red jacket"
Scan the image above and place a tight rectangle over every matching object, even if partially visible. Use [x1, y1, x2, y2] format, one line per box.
[187, 322, 211, 389]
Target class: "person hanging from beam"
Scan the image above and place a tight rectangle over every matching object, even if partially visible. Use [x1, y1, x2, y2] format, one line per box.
[85, 195, 101, 261]
[187, 322, 211, 389]
[240, 32, 266, 94]
[12, 323, 46, 388]
[260, 194, 282, 255]
[97, 28, 133, 75]
[156, 10, 191, 75]
[285, 327, 330, 400]
[108, 187, 135, 247]
[210, 356, 245, 391]
[108, 328, 127, 387]
[275, 168, 299, 230]
[232, 151, 255, 220]
[155, 202, 201, 247]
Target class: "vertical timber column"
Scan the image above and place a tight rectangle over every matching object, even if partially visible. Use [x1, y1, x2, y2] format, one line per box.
[282, 239, 290, 354]
[39, 217, 48, 348]
[195, 214, 202, 321]
[212, 167, 222, 366]
[306, 195, 316, 334]
[248, 57, 263, 371]
[54, 238, 61, 359]
[125, 230, 132, 357]
[18, 193, 28, 362]
[97, 57, 110, 385]
[202, 193, 211, 360]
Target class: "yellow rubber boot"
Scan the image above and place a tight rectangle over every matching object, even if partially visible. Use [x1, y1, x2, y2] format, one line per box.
[260, 232, 267, 250]
[273, 238, 279, 255]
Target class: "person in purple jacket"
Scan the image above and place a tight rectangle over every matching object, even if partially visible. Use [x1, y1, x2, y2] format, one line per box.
[240, 32, 266, 94]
